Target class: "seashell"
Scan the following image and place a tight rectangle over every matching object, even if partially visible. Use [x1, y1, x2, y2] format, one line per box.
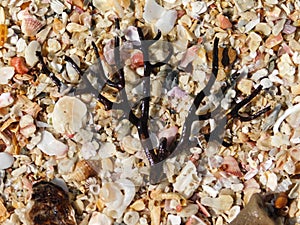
[47, 38, 61, 53]
[66, 22, 88, 33]
[255, 23, 271, 36]
[265, 34, 283, 48]
[36, 25, 52, 43]
[229, 193, 276, 225]
[220, 156, 243, 177]
[217, 14, 232, 29]
[79, 12, 92, 28]
[10, 56, 29, 75]
[25, 40, 41, 67]
[124, 26, 140, 45]
[21, 14, 44, 36]
[68, 160, 100, 182]
[167, 214, 181, 225]
[98, 142, 116, 158]
[123, 211, 139, 225]
[130, 199, 146, 211]
[201, 195, 234, 213]
[173, 161, 201, 198]
[0, 152, 14, 170]
[19, 114, 36, 138]
[120, 135, 142, 154]
[92, 0, 113, 12]
[50, 0, 66, 14]
[143, 0, 177, 35]
[37, 130, 68, 156]
[88, 212, 113, 225]
[227, 205, 241, 222]
[52, 96, 87, 135]
[29, 181, 76, 225]
[130, 52, 144, 69]
[273, 103, 300, 134]
[274, 192, 288, 209]
[0, 197, 9, 223]
[0, 24, 8, 47]
[0, 92, 14, 108]
[100, 179, 135, 219]
[0, 66, 15, 84]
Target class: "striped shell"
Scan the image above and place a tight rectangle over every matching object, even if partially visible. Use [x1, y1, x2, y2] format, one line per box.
[220, 156, 243, 177]
[68, 160, 100, 182]
[21, 15, 44, 36]
[10, 57, 29, 74]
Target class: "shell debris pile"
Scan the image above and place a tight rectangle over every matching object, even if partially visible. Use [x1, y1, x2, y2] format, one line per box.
[0, 0, 299, 225]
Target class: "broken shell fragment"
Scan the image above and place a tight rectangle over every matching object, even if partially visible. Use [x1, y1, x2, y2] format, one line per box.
[0, 152, 14, 170]
[25, 41, 41, 67]
[229, 193, 276, 225]
[37, 130, 68, 156]
[0, 67, 15, 84]
[220, 156, 243, 177]
[201, 195, 234, 213]
[52, 96, 87, 135]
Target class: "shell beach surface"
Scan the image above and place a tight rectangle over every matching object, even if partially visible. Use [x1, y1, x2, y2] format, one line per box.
[0, 0, 300, 225]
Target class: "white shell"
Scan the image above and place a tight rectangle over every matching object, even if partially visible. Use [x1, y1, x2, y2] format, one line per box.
[37, 130, 68, 156]
[50, 0, 66, 15]
[167, 214, 181, 225]
[100, 179, 135, 219]
[173, 161, 201, 198]
[0, 67, 15, 84]
[143, 0, 177, 35]
[52, 96, 87, 135]
[25, 41, 41, 67]
[98, 142, 116, 158]
[88, 212, 113, 225]
[0, 152, 14, 170]
[0, 92, 14, 108]
[123, 211, 139, 225]
[201, 195, 234, 213]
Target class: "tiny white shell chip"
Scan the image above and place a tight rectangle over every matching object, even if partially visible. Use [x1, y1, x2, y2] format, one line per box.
[25, 41, 41, 67]
[0, 152, 14, 170]
[173, 161, 201, 198]
[0, 92, 14, 108]
[0, 67, 15, 84]
[167, 214, 181, 225]
[52, 96, 87, 135]
[37, 130, 68, 156]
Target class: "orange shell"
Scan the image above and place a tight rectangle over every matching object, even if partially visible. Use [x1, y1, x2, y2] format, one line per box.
[10, 57, 29, 74]
[0, 24, 8, 47]
[274, 192, 288, 209]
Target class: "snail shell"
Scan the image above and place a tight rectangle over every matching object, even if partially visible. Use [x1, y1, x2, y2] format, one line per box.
[68, 160, 100, 182]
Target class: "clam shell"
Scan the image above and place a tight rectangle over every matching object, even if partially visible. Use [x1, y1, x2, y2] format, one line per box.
[52, 96, 87, 135]
[21, 15, 44, 36]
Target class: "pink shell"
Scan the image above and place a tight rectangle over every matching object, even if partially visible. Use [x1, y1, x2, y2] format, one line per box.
[220, 156, 243, 177]
[21, 15, 44, 36]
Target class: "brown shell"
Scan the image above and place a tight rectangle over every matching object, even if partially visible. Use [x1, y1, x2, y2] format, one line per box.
[0, 24, 8, 47]
[274, 192, 288, 209]
[29, 181, 76, 225]
[69, 160, 100, 182]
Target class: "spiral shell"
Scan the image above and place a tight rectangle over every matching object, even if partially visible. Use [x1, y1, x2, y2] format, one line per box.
[68, 160, 100, 182]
